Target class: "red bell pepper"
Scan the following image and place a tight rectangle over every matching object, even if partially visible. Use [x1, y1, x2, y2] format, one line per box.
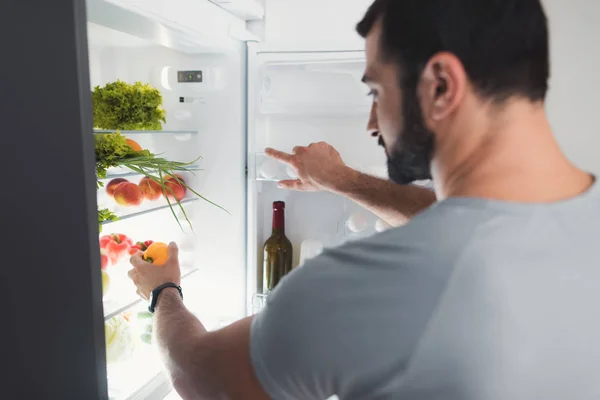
[100, 233, 133, 265]
[128, 240, 154, 256]
[100, 248, 110, 270]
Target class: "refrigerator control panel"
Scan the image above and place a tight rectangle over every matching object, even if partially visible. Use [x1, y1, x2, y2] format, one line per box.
[152, 65, 225, 95]
[177, 70, 203, 83]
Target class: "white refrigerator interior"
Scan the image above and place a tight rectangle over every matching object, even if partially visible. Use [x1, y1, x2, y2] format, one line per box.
[86, 0, 256, 398]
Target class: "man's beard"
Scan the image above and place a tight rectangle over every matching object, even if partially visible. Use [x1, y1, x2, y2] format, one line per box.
[381, 83, 435, 185]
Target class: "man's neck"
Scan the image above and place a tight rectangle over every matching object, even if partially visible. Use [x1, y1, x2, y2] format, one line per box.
[432, 100, 593, 203]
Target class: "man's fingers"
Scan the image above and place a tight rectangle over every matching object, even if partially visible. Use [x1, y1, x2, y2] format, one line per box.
[278, 179, 303, 190]
[168, 242, 179, 263]
[292, 146, 306, 155]
[130, 252, 148, 269]
[265, 148, 294, 165]
[127, 269, 137, 280]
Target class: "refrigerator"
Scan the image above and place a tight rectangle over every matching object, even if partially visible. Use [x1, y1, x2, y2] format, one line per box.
[1, 0, 392, 399]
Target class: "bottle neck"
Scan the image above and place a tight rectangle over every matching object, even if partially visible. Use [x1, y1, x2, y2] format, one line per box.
[272, 208, 285, 235]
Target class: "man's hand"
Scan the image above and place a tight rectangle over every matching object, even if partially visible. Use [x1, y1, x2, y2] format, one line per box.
[128, 242, 181, 300]
[265, 142, 350, 192]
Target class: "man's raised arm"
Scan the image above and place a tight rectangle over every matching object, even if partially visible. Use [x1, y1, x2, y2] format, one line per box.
[266, 142, 436, 226]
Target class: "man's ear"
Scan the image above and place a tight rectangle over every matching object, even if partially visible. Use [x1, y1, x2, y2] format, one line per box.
[418, 52, 467, 125]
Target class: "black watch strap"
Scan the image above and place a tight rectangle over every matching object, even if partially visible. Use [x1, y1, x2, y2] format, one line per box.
[149, 282, 183, 314]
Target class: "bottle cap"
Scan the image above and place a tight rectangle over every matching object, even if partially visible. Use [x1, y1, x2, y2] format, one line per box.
[273, 201, 285, 209]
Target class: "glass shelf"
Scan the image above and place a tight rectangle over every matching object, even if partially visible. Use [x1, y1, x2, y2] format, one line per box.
[101, 197, 199, 226]
[94, 129, 198, 135]
[102, 164, 202, 179]
[104, 266, 199, 321]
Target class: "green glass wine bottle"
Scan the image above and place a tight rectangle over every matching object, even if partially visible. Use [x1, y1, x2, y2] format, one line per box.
[262, 201, 293, 293]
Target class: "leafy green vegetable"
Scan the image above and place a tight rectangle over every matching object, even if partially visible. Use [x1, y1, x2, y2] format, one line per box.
[98, 208, 118, 232]
[92, 81, 166, 130]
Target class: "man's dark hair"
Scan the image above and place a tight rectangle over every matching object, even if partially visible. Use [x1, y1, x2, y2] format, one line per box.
[357, 0, 549, 102]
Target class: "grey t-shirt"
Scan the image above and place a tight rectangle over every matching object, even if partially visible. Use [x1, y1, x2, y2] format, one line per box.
[250, 183, 600, 400]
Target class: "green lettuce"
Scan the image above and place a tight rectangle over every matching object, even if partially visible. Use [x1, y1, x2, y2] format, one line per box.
[92, 80, 166, 130]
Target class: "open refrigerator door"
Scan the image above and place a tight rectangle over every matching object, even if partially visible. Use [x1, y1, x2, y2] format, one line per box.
[85, 0, 262, 398]
[246, 44, 396, 313]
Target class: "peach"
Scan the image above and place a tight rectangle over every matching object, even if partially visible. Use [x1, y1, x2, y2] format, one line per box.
[106, 178, 128, 197]
[166, 174, 185, 183]
[126, 138, 143, 152]
[113, 182, 144, 206]
[165, 177, 187, 201]
[139, 177, 162, 201]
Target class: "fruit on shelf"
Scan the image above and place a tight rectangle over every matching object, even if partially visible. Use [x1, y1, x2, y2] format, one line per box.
[165, 175, 187, 201]
[105, 178, 128, 197]
[105, 314, 135, 364]
[101, 270, 111, 297]
[139, 177, 162, 201]
[100, 248, 110, 270]
[143, 242, 169, 266]
[113, 182, 144, 206]
[128, 240, 154, 256]
[100, 233, 133, 265]
[125, 138, 143, 152]
[167, 173, 185, 182]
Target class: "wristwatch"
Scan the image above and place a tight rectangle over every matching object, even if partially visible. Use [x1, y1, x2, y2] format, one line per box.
[148, 282, 183, 314]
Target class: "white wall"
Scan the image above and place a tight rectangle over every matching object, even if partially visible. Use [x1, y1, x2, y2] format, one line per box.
[261, 0, 600, 175]
[543, 0, 600, 174]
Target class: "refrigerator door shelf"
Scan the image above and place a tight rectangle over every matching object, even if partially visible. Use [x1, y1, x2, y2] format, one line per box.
[253, 153, 297, 182]
[337, 211, 378, 239]
[252, 153, 390, 183]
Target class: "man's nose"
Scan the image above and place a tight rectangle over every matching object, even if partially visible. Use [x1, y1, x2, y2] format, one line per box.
[367, 103, 379, 137]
